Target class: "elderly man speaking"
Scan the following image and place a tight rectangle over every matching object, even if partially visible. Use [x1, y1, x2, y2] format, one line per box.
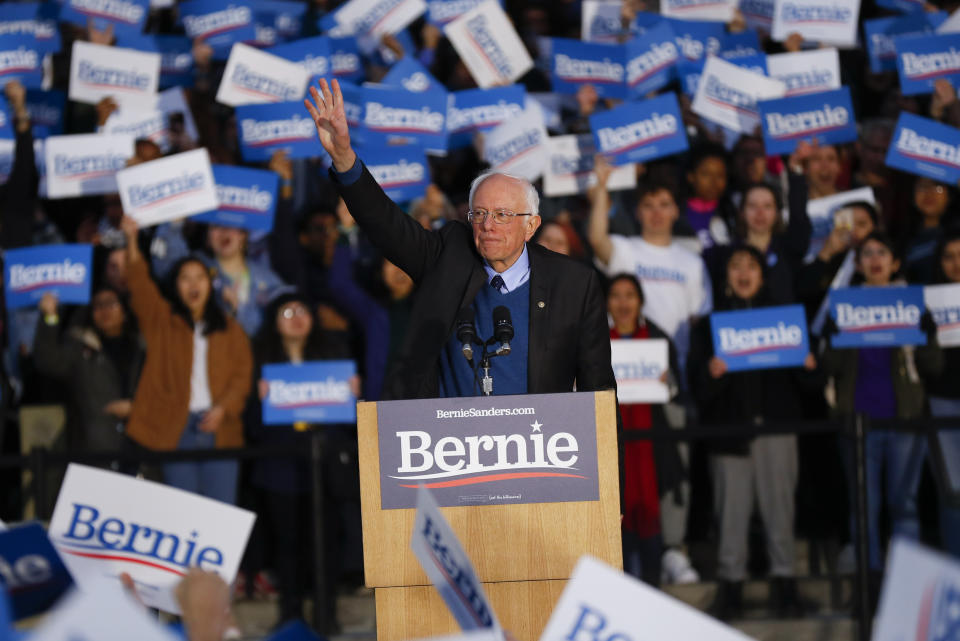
[305, 79, 615, 400]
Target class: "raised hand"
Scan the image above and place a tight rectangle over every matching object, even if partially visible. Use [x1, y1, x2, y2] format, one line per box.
[303, 78, 356, 172]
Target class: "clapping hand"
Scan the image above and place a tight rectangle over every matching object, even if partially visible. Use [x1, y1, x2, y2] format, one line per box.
[303, 79, 356, 172]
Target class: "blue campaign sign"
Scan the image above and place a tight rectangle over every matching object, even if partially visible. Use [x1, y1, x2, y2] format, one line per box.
[236, 101, 325, 162]
[117, 34, 194, 89]
[630, 10, 666, 36]
[886, 112, 960, 184]
[193, 165, 279, 232]
[266, 620, 324, 641]
[719, 30, 761, 59]
[663, 17, 723, 63]
[0, 3, 60, 54]
[361, 144, 430, 203]
[59, 0, 149, 37]
[180, 0, 257, 59]
[25, 89, 64, 136]
[624, 21, 678, 99]
[381, 57, 446, 96]
[262, 361, 357, 424]
[447, 84, 525, 150]
[895, 32, 960, 96]
[427, 0, 500, 25]
[253, 0, 308, 40]
[5, 244, 92, 309]
[360, 85, 447, 149]
[878, 0, 925, 13]
[758, 87, 856, 156]
[830, 286, 927, 347]
[268, 35, 333, 83]
[551, 38, 626, 99]
[0, 36, 44, 89]
[710, 304, 810, 372]
[678, 52, 765, 97]
[0, 522, 74, 621]
[865, 14, 946, 74]
[590, 92, 689, 165]
[329, 36, 364, 82]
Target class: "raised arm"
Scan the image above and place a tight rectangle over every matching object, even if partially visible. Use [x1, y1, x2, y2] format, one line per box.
[587, 155, 615, 266]
[303, 78, 357, 173]
[121, 215, 170, 334]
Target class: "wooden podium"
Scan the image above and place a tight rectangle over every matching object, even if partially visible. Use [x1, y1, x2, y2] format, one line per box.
[356, 391, 622, 641]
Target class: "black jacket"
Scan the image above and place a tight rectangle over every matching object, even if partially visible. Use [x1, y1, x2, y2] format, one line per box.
[334, 165, 617, 400]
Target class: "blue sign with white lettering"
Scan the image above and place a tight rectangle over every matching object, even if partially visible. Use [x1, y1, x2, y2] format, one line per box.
[361, 144, 430, 203]
[886, 112, 960, 184]
[551, 38, 626, 99]
[0, 522, 73, 621]
[180, 0, 256, 59]
[590, 92, 689, 165]
[0, 35, 44, 89]
[329, 36, 364, 81]
[624, 21, 678, 98]
[5, 244, 92, 309]
[878, 0, 925, 14]
[25, 89, 64, 136]
[663, 17, 723, 62]
[262, 361, 357, 424]
[268, 35, 333, 84]
[236, 101, 325, 162]
[59, 0, 149, 37]
[710, 305, 809, 372]
[381, 57, 446, 97]
[758, 87, 856, 156]
[830, 286, 927, 347]
[0, 3, 60, 54]
[427, 0, 500, 25]
[117, 34, 194, 89]
[719, 30, 761, 59]
[895, 32, 960, 96]
[630, 11, 666, 36]
[253, 0, 307, 40]
[447, 84, 525, 150]
[192, 165, 279, 232]
[865, 13, 946, 74]
[360, 85, 447, 149]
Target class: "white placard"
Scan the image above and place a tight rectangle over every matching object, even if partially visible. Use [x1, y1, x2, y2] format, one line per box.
[482, 107, 549, 181]
[69, 41, 160, 109]
[539, 557, 754, 641]
[692, 56, 786, 133]
[48, 464, 255, 614]
[116, 148, 219, 227]
[155, 86, 200, 144]
[874, 538, 960, 641]
[216, 43, 310, 107]
[924, 283, 960, 348]
[611, 338, 670, 404]
[805, 186, 875, 259]
[582, 0, 624, 43]
[771, 0, 860, 48]
[333, 0, 427, 39]
[411, 486, 501, 632]
[103, 110, 169, 152]
[765, 48, 841, 96]
[445, 0, 534, 88]
[45, 134, 135, 199]
[938, 8, 960, 34]
[29, 579, 180, 641]
[543, 134, 635, 197]
[662, 0, 736, 22]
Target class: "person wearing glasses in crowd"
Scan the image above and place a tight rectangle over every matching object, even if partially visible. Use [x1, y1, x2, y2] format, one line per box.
[303, 79, 616, 399]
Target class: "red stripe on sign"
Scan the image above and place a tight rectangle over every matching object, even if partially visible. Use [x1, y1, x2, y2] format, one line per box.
[398, 471, 588, 488]
[62, 549, 186, 576]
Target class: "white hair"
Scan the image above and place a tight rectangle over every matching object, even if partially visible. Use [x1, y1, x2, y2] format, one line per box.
[467, 170, 540, 215]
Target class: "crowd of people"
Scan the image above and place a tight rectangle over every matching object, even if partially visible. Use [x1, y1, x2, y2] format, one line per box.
[1, 0, 960, 633]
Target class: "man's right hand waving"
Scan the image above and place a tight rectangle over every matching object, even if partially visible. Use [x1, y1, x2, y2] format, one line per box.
[303, 78, 357, 173]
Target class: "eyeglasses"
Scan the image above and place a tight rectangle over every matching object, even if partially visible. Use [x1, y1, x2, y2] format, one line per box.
[466, 209, 534, 225]
[917, 183, 946, 195]
[279, 305, 310, 319]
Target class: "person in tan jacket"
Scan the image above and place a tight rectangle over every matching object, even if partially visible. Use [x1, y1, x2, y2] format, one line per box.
[121, 215, 252, 504]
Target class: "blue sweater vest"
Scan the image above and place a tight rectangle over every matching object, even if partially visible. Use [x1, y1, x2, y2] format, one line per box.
[439, 280, 530, 397]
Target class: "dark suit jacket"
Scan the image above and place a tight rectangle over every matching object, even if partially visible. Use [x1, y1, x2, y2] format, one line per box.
[336, 165, 617, 400]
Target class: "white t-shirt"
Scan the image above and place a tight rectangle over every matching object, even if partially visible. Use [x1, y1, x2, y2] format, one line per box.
[188, 323, 212, 413]
[600, 235, 713, 371]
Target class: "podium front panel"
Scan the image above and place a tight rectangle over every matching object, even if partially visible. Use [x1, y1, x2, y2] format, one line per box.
[357, 390, 621, 587]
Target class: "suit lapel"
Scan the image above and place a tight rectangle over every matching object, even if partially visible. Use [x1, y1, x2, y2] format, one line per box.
[459, 261, 488, 313]
[527, 244, 550, 391]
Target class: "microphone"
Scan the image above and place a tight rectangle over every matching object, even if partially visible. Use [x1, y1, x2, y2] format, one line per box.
[455, 307, 477, 361]
[493, 306, 513, 355]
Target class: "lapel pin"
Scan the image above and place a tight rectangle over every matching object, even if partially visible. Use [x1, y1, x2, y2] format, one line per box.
[537, 301, 545, 308]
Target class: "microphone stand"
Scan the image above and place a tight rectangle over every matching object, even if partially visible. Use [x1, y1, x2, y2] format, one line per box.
[478, 337, 510, 396]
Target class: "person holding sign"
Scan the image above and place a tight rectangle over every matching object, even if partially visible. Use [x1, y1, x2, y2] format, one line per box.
[687, 245, 822, 621]
[903, 177, 957, 284]
[303, 78, 616, 399]
[821, 232, 942, 591]
[121, 216, 253, 505]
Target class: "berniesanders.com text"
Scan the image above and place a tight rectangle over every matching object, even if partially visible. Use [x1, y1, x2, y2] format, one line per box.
[435, 407, 536, 418]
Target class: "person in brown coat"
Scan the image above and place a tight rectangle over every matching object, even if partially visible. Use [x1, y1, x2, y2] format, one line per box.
[121, 215, 252, 504]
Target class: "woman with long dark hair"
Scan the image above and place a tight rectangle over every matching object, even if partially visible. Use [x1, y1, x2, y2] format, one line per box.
[121, 216, 252, 504]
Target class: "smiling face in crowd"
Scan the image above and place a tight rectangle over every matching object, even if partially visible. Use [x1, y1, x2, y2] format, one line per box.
[805, 145, 841, 196]
[727, 250, 764, 301]
[637, 188, 678, 240]
[208, 225, 247, 261]
[607, 277, 643, 332]
[741, 185, 779, 237]
[470, 174, 540, 271]
[276, 300, 312, 341]
[176, 260, 212, 320]
[688, 156, 727, 203]
[914, 178, 950, 222]
[858, 238, 899, 286]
